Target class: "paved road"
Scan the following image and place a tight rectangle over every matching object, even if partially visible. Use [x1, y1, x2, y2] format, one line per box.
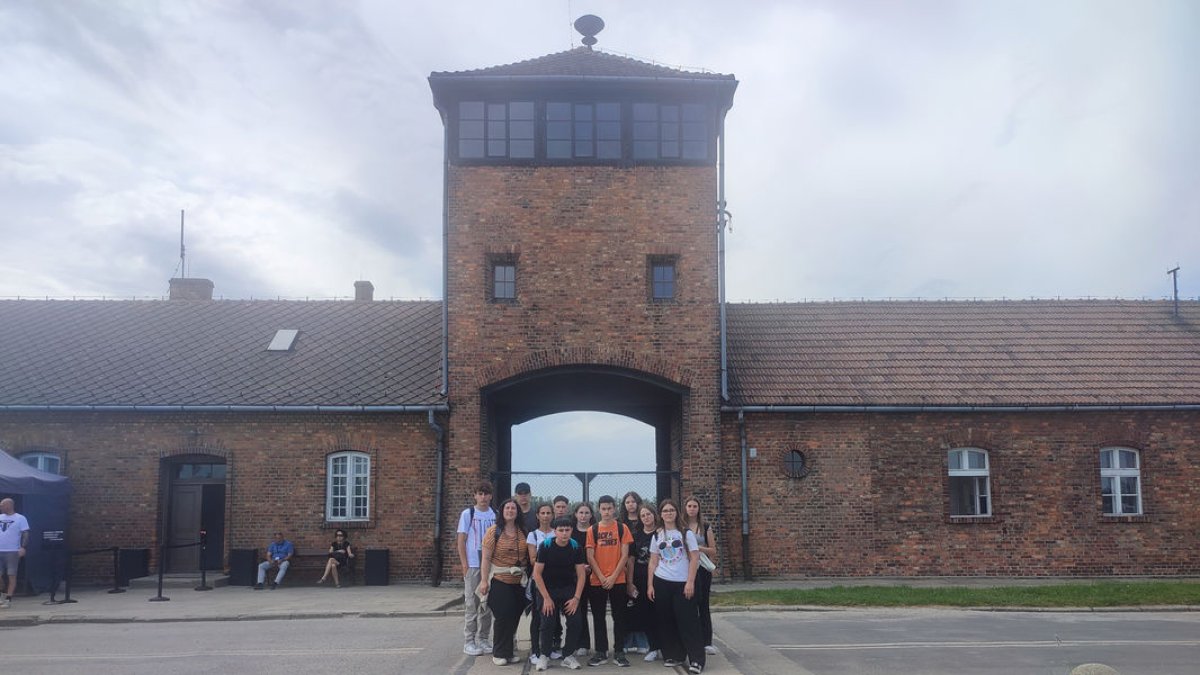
[717, 609, 1200, 675]
[5, 609, 1198, 674]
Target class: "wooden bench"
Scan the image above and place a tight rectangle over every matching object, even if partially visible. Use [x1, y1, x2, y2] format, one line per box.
[270, 547, 358, 586]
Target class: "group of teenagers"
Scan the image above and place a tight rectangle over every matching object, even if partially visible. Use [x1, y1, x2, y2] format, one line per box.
[456, 481, 717, 674]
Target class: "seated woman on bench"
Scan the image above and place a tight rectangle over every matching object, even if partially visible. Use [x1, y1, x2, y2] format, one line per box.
[318, 529, 354, 587]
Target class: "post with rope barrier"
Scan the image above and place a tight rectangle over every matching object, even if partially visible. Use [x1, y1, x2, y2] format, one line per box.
[149, 537, 205, 601]
[194, 530, 212, 591]
[45, 545, 121, 605]
[109, 546, 126, 594]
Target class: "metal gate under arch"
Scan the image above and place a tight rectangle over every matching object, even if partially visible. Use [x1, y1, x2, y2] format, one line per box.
[491, 470, 680, 507]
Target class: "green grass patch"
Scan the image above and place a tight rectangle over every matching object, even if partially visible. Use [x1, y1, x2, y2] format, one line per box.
[711, 582, 1200, 608]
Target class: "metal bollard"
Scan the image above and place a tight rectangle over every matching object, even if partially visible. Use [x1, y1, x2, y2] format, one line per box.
[148, 543, 170, 602]
[108, 546, 126, 594]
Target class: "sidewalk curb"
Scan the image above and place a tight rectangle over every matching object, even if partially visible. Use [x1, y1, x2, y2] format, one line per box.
[712, 604, 1200, 613]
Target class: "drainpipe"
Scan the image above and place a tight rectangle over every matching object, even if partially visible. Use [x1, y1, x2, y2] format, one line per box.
[440, 110, 450, 398]
[428, 409, 446, 587]
[738, 409, 752, 581]
[717, 107, 731, 403]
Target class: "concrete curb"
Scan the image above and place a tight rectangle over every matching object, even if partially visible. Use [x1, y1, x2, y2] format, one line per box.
[712, 604, 1200, 613]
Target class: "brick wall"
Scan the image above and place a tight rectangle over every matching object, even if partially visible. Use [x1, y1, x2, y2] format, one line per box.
[0, 411, 440, 581]
[720, 410, 1200, 577]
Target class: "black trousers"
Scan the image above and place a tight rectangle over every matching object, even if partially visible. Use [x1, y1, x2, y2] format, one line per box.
[538, 586, 584, 657]
[586, 583, 628, 654]
[652, 576, 704, 668]
[528, 588, 542, 656]
[696, 566, 714, 647]
[486, 580, 525, 660]
[631, 563, 659, 651]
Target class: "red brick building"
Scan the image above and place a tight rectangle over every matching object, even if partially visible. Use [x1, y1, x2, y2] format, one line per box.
[1, 35, 1198, 582]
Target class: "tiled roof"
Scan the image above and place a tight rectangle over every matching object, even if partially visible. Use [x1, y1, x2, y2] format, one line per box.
[726, 300, 1200, 407]
[0, 299, 443, 407]
[430, 47, 735, 81]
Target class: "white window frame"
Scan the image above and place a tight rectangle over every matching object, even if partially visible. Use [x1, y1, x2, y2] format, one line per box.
[948, 447, 991, 517]
[21, 451, 62, 475]
[1100, 447, 1142, 516]
[326, 451, 370, 522]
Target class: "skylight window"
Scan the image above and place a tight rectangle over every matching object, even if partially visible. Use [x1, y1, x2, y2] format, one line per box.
[267, 329, 299, 351]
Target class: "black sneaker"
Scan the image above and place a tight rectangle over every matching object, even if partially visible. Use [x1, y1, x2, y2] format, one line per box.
[269, 582, 277, 590]
[613, 652, 630, 667]
[587, 651, 609, 666]
[687, 662, 703, 674]
[663, 658, 682, 667]
[252, 583, 263, 590]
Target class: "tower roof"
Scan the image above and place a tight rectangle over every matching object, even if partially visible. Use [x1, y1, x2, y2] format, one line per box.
[430, 46, 735, 81]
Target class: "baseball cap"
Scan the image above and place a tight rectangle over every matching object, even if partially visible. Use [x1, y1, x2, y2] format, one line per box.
[514, 482, 532, 495]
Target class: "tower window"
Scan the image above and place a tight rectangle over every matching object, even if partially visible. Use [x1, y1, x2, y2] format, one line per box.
[458, 101, 534, 159]
[491, 260, 517, 301]
[649, 257, 677, 301]
[633, 103, 709, 160]
[546, 102, 621, 159]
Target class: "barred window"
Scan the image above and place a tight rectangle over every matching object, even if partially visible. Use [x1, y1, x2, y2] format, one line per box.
[948, 448, 991, 516]
[327, 451, 370, 521]
[1100, 447, 1142, 515]
[21, 451, 62, 475]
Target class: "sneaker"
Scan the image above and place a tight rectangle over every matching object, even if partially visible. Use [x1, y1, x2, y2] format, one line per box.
[550, 650, 564, 660]
[561, 655, 582, 670]
[535, 655, 549, 671]
[252, 583, 263, 590]
[269, 581, 277, 590]
[588, 652, 609, 666]
[508, 657, 522, 665]
[492, 656, 508, 666]
[613, 652, 630, 667]
[0, 596, 9, 609]
[687, 663, 704, 675]
[479, 639, 494, 653]
[463, 642, 483, 656]
[704, 645, 718, 655]
[663, 658, 682, 667]
[575, 648, 589, 657]
[644, 650, 660, 662]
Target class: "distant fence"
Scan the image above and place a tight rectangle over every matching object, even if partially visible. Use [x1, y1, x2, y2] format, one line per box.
[491, 470, 680, 507]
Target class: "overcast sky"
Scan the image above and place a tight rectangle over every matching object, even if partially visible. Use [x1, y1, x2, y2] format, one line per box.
[3, 1, 1197, 481]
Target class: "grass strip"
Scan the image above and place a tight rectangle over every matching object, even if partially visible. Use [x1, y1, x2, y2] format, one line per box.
[711, 582, 1200, 608]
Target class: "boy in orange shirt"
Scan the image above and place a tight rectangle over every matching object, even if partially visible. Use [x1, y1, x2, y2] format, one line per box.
[584, 494, 634, 667]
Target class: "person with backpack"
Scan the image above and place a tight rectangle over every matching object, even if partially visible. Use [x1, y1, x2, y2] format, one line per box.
[647, 498, 704, 674]
[456, 481, 497, 656]
[531, 516, 588, 671]
[685, 495, 719, 655]
[630, 503, 662, 662]
[570, 501, 595, 657]
[584, 494, 634, 667]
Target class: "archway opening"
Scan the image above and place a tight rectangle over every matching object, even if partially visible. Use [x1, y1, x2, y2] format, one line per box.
[512, 411, 655, 504]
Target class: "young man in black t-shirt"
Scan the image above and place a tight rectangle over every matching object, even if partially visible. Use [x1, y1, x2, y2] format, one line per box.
[532, 517, 587, 671]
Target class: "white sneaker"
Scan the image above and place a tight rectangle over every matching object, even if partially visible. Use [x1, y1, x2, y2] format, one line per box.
[463, 642, 482, 656]
[562, 655, 582, 670]
[704, 645, 718, 655]
[644, 650, 659, 662]
[550, 650, 564, 660]
[480, 640, 494, 654]
[535, 655, 550, 671]
[492, 656, 508, 666]
[575, 648, 589, 657]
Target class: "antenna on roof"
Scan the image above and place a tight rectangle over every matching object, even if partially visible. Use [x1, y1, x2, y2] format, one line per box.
[1168, 265, 1180, 317]
[574, 14, 604, 48]
[180, 209, 187, 277]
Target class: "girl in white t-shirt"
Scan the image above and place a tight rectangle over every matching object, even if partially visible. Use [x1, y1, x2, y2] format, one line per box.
[646, 499, 704, 674]
[525, 503, 555, 662]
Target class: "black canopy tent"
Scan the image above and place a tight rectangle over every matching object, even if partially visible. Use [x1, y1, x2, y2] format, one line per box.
[0, 450, 72, 593]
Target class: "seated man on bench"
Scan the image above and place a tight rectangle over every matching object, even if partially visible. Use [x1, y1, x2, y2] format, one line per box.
[255, 531, 294, 590]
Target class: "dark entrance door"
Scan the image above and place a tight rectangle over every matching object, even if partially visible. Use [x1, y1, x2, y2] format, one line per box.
[166, 461, 226, 572]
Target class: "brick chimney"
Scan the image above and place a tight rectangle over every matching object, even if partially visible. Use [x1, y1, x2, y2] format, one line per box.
[168, 278, 214, 300]
[354, 280, 374, 302]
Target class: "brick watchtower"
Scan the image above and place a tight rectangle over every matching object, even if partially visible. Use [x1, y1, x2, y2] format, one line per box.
[429, 18, 737, 531]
